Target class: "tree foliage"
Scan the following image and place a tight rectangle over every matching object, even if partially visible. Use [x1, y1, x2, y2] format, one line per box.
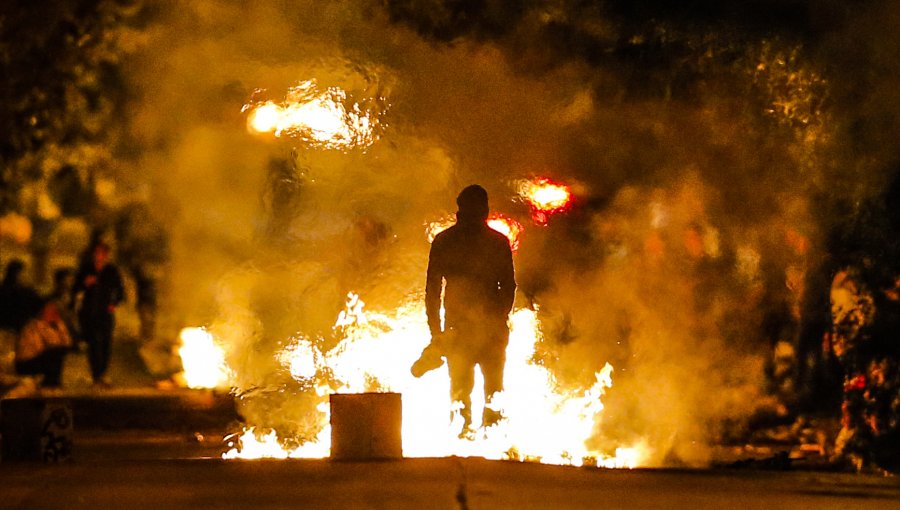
[0, 0, 138, 216]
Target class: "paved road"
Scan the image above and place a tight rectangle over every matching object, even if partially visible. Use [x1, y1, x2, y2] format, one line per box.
[2, 457, 898, 510]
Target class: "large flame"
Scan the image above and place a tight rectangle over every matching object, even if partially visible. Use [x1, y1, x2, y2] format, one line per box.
[242, 80, 380, 150]
[177, 327, 230, 389]
[179, 296, 647, 467]
[517, 177, 573, 224]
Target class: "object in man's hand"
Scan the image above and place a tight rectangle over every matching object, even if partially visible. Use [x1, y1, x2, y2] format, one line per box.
[411, 336, 445, 377]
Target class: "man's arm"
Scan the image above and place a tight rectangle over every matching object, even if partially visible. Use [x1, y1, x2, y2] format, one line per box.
[425, 240, 444, 336]
[108, 265, 126, 307]
[497, 238, 516, 315]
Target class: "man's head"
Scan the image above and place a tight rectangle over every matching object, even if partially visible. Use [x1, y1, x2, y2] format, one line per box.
[93, 242, 111, 270]
[53, 267, 74, 292]
[456, 184, 489, 223]
[3, 259, 25, 287]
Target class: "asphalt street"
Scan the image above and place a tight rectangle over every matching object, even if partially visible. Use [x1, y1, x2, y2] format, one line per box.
[2, 457, 899, 510]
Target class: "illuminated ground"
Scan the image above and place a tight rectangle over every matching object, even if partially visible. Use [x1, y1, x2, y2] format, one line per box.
[2, 457, 899, 510]
[0, 354, 893, 509]
[1, 387, 898, 508]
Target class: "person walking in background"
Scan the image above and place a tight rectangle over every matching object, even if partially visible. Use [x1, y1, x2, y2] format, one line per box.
[73, 242, 124, 388]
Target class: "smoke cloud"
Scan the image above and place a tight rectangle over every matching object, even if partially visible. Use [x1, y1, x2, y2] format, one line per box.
[122, 0, 900, 464]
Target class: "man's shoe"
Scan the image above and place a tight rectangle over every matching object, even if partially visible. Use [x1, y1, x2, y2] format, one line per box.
[483, 408, 504, 428]
[458, 425, 477, 441]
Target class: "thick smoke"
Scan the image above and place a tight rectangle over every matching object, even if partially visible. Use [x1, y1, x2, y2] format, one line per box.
[123, 0, 897, 465]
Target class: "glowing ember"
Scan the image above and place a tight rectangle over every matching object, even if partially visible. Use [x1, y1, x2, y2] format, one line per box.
[242, 80, 380, 150]
[177, 327, 230, 389]
[517, 177, 573, 224]
[218, 295, 647, 468]
[426, 213, 524, 252]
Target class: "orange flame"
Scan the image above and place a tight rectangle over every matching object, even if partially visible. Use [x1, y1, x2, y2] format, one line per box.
[487, 213, 523, 252]
[177, 327, 230, 389]
[208, 297, 647, 467]
[242, 80, 380, 150]
[517, 178, 573, 224]
[426, 213, 524, 252]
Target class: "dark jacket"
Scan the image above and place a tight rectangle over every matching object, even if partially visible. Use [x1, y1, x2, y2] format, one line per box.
[426, 220, 516, 334]
[75, 263, 124, 318]
[0, 282, 43, 333]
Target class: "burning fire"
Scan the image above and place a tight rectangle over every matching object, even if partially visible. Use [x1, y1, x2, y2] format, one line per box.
[177, 327, 230, 389]
[487, 213, 524, 253]
[517, 177, 573, 224]
[180, 295, 646, 467]
[242, 80, 380, 150]
[179, 178, 636, 466]
[425, 215, 456, 242]
[426, 213, 524, 252]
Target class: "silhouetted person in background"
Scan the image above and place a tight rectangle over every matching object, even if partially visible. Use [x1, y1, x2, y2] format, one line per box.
[0, 259, 43, 335]
[0, 259, 69, 390]
[420, 184, 516, 437]
[72, 229, 107, 349]
[74, 242, 124, 388]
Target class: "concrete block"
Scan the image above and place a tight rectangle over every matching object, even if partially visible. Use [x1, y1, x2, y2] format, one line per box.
[1, 397, 73, 462]
[330, 392, 401, 460]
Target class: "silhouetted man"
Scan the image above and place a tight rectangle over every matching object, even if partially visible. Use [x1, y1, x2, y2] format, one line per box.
[422, 184, 516, 436]
[74, 242, 124, 387]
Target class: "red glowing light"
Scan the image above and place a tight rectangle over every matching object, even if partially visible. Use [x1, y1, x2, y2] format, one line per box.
[517, 177, 573, 224]
[844, 374, 866, 392]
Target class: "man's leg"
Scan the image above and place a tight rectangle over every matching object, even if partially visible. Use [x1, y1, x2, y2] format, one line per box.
[83, 318, 104, 382]
[446, 353, 476, 434]
[14, 356, 42, 378]
[94, 315, 114, 383]
[479, 327, 509, 428]
[14, 349, 65, 387]
[40, 348, 66, 387]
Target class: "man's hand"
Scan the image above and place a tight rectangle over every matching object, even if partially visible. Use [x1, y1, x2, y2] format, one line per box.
[412, 331, 446, 378]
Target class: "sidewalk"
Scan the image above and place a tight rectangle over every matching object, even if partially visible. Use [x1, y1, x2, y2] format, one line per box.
[1, 335, 240, 462]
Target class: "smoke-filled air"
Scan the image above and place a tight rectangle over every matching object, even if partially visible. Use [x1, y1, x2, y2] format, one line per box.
[115, 0, 897, 466]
